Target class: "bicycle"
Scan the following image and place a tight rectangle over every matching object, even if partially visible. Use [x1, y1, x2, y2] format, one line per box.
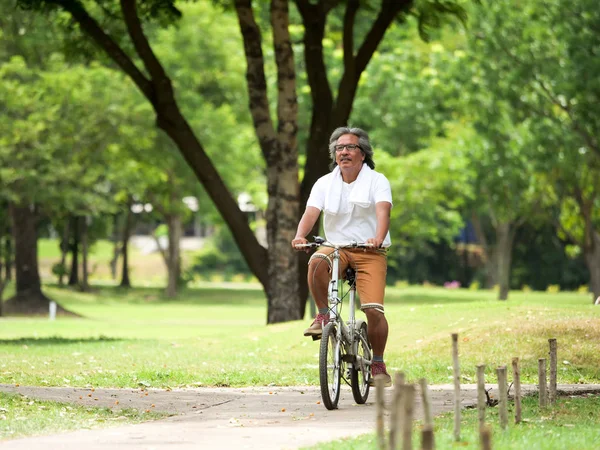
[296, 236, 373, 410]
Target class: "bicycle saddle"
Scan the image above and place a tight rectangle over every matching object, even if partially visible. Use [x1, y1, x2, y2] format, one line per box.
[345, 267, 356, 285]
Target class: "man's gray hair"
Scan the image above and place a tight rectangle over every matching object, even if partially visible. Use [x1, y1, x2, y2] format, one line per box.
[328, 126, 375, 170]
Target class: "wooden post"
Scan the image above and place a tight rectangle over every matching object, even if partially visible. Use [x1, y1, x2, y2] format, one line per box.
[419, 378, 433, 429]
[476, 364, 486, 431]
[480, 425, 492, 450]
[376, 377, 386, 450]
[389, 372, 406, 450]
[548, 338, 557, 404]
[421, 425, 434, 450]
[538, 358, 548, 407]
[497, 365, 508, 430]
[451, 333, 461, 442]
[401, 384, 415, 450]
[512, 357, 522, 424]
[419, 378, 434, 450]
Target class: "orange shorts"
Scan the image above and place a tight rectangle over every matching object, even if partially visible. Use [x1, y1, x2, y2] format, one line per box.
[308, 247, 388, 305]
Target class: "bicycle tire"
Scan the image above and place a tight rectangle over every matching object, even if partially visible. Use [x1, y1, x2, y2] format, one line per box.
[319, 322, 341, 410]
[351, 321, 371, 404]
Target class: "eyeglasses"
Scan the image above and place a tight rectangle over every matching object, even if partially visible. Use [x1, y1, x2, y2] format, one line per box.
[334, 144, 361, 152]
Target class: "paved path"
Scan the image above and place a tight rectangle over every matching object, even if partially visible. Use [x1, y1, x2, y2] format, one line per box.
[1, 383, 599, 449]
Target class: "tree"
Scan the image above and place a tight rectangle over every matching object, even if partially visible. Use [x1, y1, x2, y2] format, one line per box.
[467, 0, 600, 301]
[17, 0, 467, 322]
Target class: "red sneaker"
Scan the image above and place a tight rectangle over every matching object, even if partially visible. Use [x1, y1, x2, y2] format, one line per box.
[303, 313, 329, 337]
[369, 361, 392, 387]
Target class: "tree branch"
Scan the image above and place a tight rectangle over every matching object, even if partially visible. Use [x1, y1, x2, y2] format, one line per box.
[234, 0, 276, 161]
[48, 0, 152, 100]
[334, 0, 411, 122]
[271, 0, 297, 148]
[342, 0, 359, 71]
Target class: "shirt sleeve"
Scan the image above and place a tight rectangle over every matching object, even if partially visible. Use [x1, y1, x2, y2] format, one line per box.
[373, 174, 393, 207]
[306, 176, 327, 211]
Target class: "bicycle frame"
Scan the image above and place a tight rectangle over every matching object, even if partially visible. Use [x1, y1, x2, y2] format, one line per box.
[328, 245, 356, 357]
[309, 239, 372, 373]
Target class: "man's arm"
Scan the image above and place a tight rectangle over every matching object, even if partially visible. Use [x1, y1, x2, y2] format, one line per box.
[291, 206, 321, 250]
[367, 201, 391, 248]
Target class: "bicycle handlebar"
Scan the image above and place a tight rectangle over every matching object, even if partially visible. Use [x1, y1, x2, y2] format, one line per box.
[294, 237, 375, 250]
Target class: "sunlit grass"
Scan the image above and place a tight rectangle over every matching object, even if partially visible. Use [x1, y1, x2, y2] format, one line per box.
[0, 392, 166, 441]
[0, 284, 598, 389]
[304, 394, 600, 450]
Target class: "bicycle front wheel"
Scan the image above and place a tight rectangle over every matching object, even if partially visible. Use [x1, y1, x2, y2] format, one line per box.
[319, 322, 341, 410]
[351, 321, 371, 404]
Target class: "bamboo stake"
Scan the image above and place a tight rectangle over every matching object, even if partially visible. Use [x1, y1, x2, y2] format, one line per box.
[476, 364, 486, 431]
[480, 425, 492, 450]
[419, 378, 433, 429]
[538, 358, 548, 408]
[401, 384, 415, 450]
[451, 333, 461, 442]
[389, 372, 406, 450]
[512, 357, 522, 424]
[497, 365, 508, 430]
[549, 338, 557, 404]
[421, 425, 434, 450]
[376, 377, 386, 450]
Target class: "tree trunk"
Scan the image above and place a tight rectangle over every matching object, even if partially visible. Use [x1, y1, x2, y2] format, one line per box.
[235, 0, 301, 323]
[265, 160, 302, 323]
[4, 203, 75, 315]
[583, 231, 600, 302]
[58, 219, 70, 286]
[0, 255, 4, 317]
[3, 235, 11, 282]
[80, 216, 90, 292]
[2, 207, 12, 282]
[471, 213, 497, 289]
[495, 222, 517, 301]
[165, 214, 182, 298]
[68, 216, 80, 286]
[109, 213, 121, 280]
[120, 202, 133, 288]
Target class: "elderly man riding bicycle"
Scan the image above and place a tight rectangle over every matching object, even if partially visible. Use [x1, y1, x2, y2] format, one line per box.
[292, 126, 393, 388]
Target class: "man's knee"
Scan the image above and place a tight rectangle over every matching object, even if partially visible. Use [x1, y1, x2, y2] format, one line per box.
[308, 253, 331, 275]
[360, 303, 385, 315]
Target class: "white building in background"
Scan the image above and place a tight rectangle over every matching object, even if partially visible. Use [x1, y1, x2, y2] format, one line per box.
[130, 193, 267, 254]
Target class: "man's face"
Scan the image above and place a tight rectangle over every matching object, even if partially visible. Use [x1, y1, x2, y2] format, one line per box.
[335, 134, 365, 170]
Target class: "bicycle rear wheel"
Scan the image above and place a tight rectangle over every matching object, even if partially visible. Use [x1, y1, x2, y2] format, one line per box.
[319, 322, 341, 410]
[351, 321, 371, 404]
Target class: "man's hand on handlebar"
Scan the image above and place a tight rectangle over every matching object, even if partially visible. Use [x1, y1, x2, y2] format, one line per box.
[291, 236, 311, 253]
[365, 237, 384, 249]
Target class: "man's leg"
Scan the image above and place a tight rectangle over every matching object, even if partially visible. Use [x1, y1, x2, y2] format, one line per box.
[363, 308, 388, 358]
[355, 250, 392, 386]
[307, 254, 330, 311]
[304, 249, 337, 337]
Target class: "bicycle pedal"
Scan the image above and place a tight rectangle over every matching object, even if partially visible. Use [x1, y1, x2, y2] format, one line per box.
[312, 335, 321, 341]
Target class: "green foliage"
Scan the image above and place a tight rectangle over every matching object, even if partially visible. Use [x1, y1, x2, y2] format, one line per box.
[190, 226, 252, 280]
[51, 262, 68, 281]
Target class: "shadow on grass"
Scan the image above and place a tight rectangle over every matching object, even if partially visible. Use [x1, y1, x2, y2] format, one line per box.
[44, 284, 266, 306]
[0, 336, 125, 346]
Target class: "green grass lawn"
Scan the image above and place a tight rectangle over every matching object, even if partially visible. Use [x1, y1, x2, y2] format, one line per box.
[0, 392, 166, 441]
[1, 284, 599, 389]
[1, 282, 599, 445]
